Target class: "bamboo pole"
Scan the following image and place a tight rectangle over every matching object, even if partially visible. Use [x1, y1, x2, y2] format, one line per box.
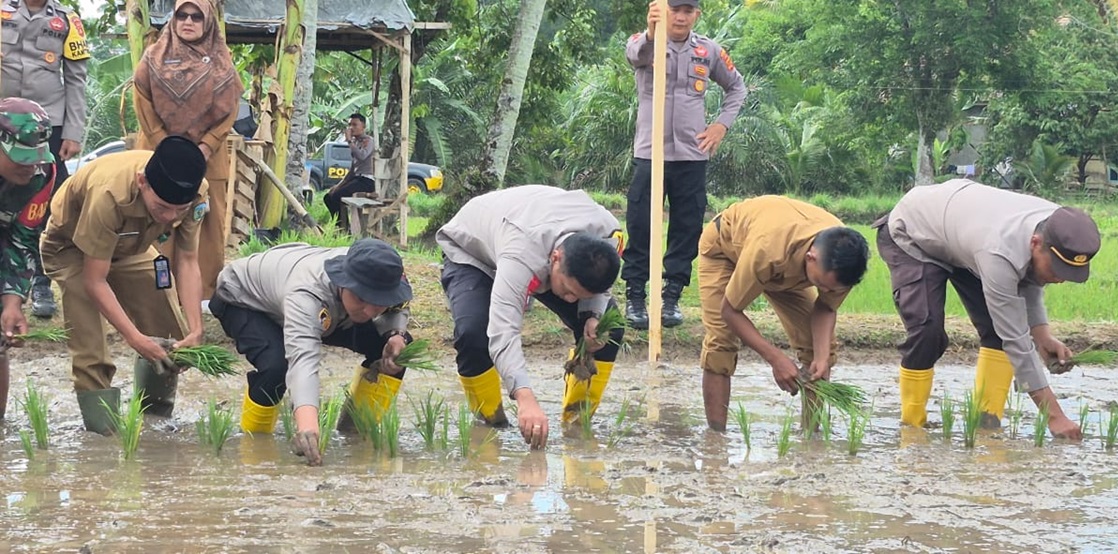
[398, 33, 412, 247]
[648, 0, 668, 366]
[261, 0, 306, 228]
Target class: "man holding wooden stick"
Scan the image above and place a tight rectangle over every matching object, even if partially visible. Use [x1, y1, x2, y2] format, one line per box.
[876, 179, 1100, 439]
[699, 196, 870, 431]
[623, 0, 746, 330]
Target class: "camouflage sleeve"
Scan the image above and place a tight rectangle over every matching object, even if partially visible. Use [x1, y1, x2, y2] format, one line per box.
[1, 176, 54, 298]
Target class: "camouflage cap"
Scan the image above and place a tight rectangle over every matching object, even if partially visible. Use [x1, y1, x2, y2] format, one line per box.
[0, 98, 54, 166]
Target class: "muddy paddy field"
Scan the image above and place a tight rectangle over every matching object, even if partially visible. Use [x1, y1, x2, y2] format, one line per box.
[2, 330, 1116, 554]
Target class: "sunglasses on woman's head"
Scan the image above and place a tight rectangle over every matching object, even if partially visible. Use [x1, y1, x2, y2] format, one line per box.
[174, 11, 204, 22]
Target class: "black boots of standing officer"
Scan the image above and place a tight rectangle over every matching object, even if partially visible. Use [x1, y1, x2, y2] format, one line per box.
[625, 281, 684, 329]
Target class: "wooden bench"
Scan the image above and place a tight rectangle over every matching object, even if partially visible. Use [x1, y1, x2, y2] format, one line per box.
[341, 195, 400, 241]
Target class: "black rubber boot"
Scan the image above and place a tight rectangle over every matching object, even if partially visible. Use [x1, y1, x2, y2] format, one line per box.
[625, 283, 649, 330]
[134, 357, 178, 418]
[662, 280, 685, 328]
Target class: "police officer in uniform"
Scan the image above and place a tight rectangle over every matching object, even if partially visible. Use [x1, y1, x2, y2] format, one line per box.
[39, 136, 208, 434]
[0, 98, 56, 420]
[437, 185, 625, 450]
[211, 238, 414, 466]
[623, 0, 746, 330]
[1, 0, 90, 318]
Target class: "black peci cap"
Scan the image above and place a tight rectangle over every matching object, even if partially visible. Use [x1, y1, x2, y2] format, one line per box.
[144, 135, 206, 205]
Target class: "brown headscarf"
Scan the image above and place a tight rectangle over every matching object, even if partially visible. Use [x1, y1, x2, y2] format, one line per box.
[133, 0, 244, 144]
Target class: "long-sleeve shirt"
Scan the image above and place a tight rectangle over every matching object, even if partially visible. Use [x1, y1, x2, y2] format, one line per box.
[436, 185, 623, 397]
[0, 0, 90, 143]
[215, 243, 409, 409]
[887, 179, 1057, 391]
[627, 31, 746, 161]
[349, 134, 375, 178]
[0, 168, 55, 298]
[132, 87, 239, 157]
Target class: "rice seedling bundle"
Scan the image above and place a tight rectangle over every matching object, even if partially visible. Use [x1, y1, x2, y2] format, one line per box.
[798, 379, 868, 419]
[170, 345, 238, 377]
[14, 327, 68, 343]
[392, 339, 440, 372]
[564, 306, 625, 382]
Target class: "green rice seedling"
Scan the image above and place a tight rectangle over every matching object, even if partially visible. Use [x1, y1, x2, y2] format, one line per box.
[195, 398, 236, 454]
[413, 391, 445, 449]
[280, 399, 295, 441]
[346, 396, 382, 446]
[1033, 402, 1051, 448]
[317, 393, 345, 455]
[565, 306, 626, 381]
[1070, 349, 1118, 366]
[1007, 392, 1025, 439]
[816, 406, 832, 443]
[732, 401, 752, 450]
[456, 404, 474, 458]
[20, 382, 49, 449]
[962, 389, 982, 449]
[1079, 401, 1092, 436]
[847, 408, 871, 456]
[393, 339, 440, 372]
[797, 379, 868, 419]
[103, 393, 146, 460]
[777, 409, 795, 458]
[170, 345, 238, 377]
[579, 401, 594, 438]
[19, 429, 34, 460]
[1102, 407, 1118, 450]
[13, 327, 68, 343]
[606, 396, 637, 448]
[940, 392, 956, 440]
[382, 400, 401, 458]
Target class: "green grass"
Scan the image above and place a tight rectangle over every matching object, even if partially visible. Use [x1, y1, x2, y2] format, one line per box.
[940, 393, 956, 441]
[1102, 407, 1118, 450]
[962, 389, 982, 449]
[317, 393, 346, 454]
[105, 394, 146, 461]
[1034, 403, 1051, 447]
[195, 399, 236, 455]
[20, 382, 49, 450]
[732, 402, 752, 450]
[777, 409, 795, 458]
[170, 345, 239, 377]
[413, 391, 446, 450]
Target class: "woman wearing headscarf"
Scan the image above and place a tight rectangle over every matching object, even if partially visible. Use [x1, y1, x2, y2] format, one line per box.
[133, 0, 244, 299]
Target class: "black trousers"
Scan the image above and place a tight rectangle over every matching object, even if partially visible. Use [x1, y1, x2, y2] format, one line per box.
[875, 219, 1003, 370]
[621, 158, 708, 288]
[440, 260, 623, 378]
[323, 174, 376, 220]
[209, 294, 405, 406]
[32, 126, 69, 286]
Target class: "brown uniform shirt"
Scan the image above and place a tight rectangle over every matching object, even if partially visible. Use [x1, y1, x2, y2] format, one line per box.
[41, 150, 208, 262]
[713, 196, 848, 311]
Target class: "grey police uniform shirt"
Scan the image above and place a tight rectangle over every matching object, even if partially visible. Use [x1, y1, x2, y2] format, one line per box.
[436, 185, 623, 399]
[0, 0, 89, 143]
[215, 243, 409, 410]
[627, 31, 746, 161]
[887, 179, 1058, 392]
[350, 134, 375, 178]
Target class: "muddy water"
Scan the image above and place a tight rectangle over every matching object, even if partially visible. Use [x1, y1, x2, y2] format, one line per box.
[2, 347, 1117, 553]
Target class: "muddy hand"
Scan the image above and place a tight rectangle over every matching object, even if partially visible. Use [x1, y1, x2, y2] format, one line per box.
[771, 356, 801, 395]
[1048, 414, 1082, 441]
[1047, 359, 1075, 375]
[292, 430, 322, 466]
[147, 336, 188, 375]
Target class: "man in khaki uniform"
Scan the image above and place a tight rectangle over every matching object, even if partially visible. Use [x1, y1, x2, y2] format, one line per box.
[699, 196, 870, 431]
[40, 136, 209, 433]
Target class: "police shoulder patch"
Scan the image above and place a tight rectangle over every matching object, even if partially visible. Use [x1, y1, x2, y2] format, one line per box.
[193, 202, 208, 221]
[319, 307, 332, 331]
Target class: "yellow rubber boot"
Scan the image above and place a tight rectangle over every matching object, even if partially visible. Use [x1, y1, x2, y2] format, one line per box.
[976, 347, 1014, 426]
[562, 360, 614, 424]
[240, 388, 280, 434]
[348, 364, 403, 418]
[899, 367, 934, 428]
[459, 367, 509, 426]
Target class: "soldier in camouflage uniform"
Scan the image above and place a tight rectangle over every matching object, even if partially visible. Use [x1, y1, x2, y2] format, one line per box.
[0, 98, 57, 420]
[1, 0, 91, 318]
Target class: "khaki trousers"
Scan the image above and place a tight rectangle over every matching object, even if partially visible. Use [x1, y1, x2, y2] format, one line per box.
[698, 221, 835, 376]
[43, 246, 186, 391]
